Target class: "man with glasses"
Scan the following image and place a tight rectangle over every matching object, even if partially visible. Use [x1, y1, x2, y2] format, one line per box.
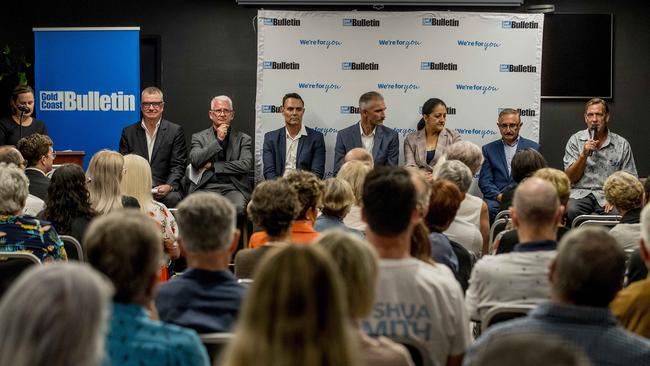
[262, 93, 326, 179]
[16, 133, 55, 202]
[119, 87, 187, 207]
[479, 108, 540, 221]
[563, 98, 637, 224]
[187, 96, 252, 217]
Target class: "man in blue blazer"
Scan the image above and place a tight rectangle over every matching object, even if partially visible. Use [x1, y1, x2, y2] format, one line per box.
[262, 93, 325, 179]
[479, 108, 540, 221]
[333, 91, 399, 175]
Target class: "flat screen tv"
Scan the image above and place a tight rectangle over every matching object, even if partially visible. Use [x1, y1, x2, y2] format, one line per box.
[541, 13, 613, 99]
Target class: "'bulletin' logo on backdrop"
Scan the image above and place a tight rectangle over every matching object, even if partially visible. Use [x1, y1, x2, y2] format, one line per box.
[342, 18, 380, 27]
[342, 62, 379, 71]
[39, 91, 135, 111]
[501, 20, 539, 29]
[340, 106, 360, 114]
[422, 17, 460, 27]
[420, 62, 458, 71]
[499, 64, 537, 73]
[498, 108, 537, 117]
[263, 61, 300, 70]
[263, 17, 301, 26]
[262, 105, 282, 113]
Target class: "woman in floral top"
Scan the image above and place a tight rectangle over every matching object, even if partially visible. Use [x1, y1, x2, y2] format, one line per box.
[0, 163, 65, 262]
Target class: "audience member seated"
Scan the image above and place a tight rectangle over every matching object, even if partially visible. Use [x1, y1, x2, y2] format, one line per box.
[498, 148, 547, 211]
[121, 154, 180, 264]
[466, 228, 650, 366]
[0, 145, 44, 216]
[16, 133, 53, 201]
[604, 171, 644, 251]
[466, 178, 562, 321]
[87, 150, 140, 215]
[496, 168, 571, 254]
[0, 163, 66, 262]
[435, 160, 484, 255]
[315, 178, 362, 236]
[234, 180, 299, 279]
[249, 170, 323, 248]
[338, 160, 372, 232]
[221, 245, 357, 366]
[626, 177, 650, 285]
[43, 164, 96, 243]
[316, 230, 414, 366]
[407, 168, 436, 265]
[156, 192, 245, 333]
[466, 333, 590, 366]
[85, 210, 209, 366]
[0, 263, 113, 366]
[611, 205, 650, 338]
[442, 141, 489, 244]
[360, 167, 469, 366]
[425, 179, 472, 291]
[344, 147, 374, 167]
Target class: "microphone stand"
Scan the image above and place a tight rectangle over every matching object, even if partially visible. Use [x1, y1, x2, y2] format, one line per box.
[18, 110, 25, 141]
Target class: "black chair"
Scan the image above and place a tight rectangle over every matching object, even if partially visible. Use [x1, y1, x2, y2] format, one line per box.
[199, 332, 235, 365]
[578, 219, 620, 230]
[571, 214, 621, 228]
[59, 235, 84, 261]
[481, 304, 536, 333]
[494, 210, 510, 223]
[0, 252, 41, 297]
[388, 336, 432, 366]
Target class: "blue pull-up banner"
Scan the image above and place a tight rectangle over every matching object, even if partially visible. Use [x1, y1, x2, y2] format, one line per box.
[34, 27, 140, 166]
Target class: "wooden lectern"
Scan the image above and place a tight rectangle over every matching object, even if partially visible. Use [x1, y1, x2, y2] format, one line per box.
[54, 151, 85, 167]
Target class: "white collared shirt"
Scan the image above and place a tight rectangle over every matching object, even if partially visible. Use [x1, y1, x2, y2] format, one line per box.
[141, 118, 162, 161]
[284, 124, 308, 176]
[359, 122, 375, 153]
[503, 136, 520, 175]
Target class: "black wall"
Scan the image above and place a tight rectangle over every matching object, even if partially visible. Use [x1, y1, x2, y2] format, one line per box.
[2, 0, 649, 175]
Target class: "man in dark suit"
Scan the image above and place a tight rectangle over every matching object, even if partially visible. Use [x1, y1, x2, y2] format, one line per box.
[119, 87, 187, 207]
[187, 95, 252, 216]
[262, 93, 325, 179]
[16, 133, 53, 201]
[333, 91, 399, 175]
[479, 108, 540, 221]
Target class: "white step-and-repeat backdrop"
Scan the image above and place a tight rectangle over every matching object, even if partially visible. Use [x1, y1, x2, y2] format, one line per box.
[255, 10, 544, 179]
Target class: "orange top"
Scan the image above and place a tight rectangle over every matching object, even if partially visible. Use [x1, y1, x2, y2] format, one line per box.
[248, 220, 320, 248]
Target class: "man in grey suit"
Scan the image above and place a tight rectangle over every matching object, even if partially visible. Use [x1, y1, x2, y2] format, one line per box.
[333, 91, 399, 175]
[187, 95, 252, 216]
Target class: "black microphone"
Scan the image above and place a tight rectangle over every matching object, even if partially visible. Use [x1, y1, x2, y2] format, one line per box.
[17, 105, 30, 114]
[588, 124, 598, 157]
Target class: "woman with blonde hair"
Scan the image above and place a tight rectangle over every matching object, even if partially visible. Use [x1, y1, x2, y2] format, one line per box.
[86, 150, 139, 215]
[316, 230, 414, 366]
[222, 245, 357, 366]
[338, 160, 372, 232]
[120, 154, 180, 274]
[604, 171, 644, 251]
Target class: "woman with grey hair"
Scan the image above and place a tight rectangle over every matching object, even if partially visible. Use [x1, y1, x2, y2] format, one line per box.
[0, 262, 114, 366]
[0, 162, 66, 261]
[440, 141, 489, 252]
[314, 178, 363, 236]
[434, 160, 485, 255]
[605, 171, 644, 251]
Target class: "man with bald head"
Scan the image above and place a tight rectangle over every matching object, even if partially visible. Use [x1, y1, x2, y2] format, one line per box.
[0, 145, 44, 216]
[344, 147, 373, 167]
[466, 177, 563, 321]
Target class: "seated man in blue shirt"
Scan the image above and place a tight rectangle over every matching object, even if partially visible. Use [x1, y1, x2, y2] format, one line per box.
[465, 228, 650, 366]
[156, 192, 246, 333]
[85, 210, 209, 366]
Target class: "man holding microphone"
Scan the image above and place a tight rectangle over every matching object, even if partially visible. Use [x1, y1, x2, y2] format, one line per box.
[563, 98, 637, 224]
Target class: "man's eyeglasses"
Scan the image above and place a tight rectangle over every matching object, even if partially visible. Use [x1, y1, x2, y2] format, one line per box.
[210, 109, 232, 116]
[141, 102, 164, 109]
[498, 123, 521, 131]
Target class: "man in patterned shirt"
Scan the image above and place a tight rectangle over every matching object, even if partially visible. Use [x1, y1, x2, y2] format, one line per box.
[465, 228, 650, 366]
[563, 98, 637, 224]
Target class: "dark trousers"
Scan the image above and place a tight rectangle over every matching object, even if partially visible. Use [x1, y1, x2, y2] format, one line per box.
[566, 194, 604, 226]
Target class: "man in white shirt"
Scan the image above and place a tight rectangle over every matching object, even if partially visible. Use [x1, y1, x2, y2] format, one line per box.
[333, 91, 399, 175]
[361, 166, 470, 366]
[262, 93, 325, 179]
[466, 177, 563, 322]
